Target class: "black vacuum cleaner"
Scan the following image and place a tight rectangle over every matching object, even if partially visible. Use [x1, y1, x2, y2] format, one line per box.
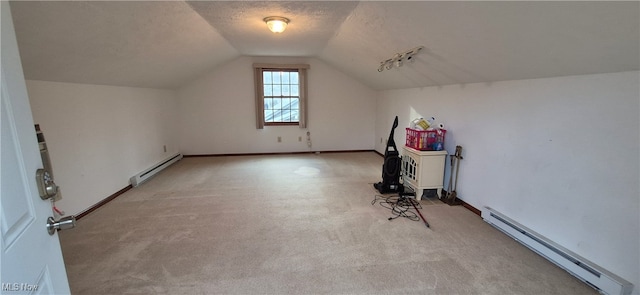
[374, 116, 403, 194]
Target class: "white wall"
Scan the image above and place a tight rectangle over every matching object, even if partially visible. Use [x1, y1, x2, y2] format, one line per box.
[376, 71, 640, 293]
[26, 80, 178, 215]
[177, 56, 377, 155]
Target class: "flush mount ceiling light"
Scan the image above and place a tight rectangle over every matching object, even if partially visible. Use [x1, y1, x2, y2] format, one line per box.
[378, 46, 424, 72]
[264, 16, 290, 33]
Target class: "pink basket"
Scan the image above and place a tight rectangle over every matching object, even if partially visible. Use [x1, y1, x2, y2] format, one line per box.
[405, 128, 446, 151]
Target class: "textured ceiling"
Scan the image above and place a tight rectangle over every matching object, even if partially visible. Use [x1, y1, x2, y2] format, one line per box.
[321, 1, 640, 90]
[10, 1, 237, 89]
[186, 1, 358, 56]
[8, 1, 640, 90]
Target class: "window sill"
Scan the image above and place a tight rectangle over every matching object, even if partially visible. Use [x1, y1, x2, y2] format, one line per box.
[265, 122, 299, 126]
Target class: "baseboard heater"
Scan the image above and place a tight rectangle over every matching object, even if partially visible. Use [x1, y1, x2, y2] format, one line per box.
[130, 153, 183, 187]
[482, 207, 633, 295]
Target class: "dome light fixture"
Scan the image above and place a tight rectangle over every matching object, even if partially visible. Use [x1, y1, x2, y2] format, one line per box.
[264, 16, 290, 33]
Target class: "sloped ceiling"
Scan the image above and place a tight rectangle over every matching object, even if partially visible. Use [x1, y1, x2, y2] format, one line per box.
[9, 1, 640, 90]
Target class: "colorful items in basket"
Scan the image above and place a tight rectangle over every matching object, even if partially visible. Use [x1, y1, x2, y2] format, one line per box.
[410, 117, 435, 130]
[406, 117, 446, 151]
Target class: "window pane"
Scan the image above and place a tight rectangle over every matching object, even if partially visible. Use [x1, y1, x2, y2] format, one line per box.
[263, 85, 272, 96]
[282, 110, 291, 122]
[282, 84, 290, 96]
[272, 72, 282, 84]
[260, 68, 302, 124]
[272, 109, 282, 122]
[281, 98, 290, 109]
[272, 98, 281, 109]
[263, 72, 272, 84]
[272, 84, 281, 96]
[265, 110, 274, 122]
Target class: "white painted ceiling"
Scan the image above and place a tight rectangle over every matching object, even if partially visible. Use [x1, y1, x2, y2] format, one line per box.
[9, 1, 640, 90]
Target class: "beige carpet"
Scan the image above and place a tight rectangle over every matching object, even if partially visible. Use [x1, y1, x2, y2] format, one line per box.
[59, 152, 595, 294]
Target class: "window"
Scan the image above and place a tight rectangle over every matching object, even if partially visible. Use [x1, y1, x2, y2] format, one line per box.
[253, 63, 309, 129]
[263, 70, 299, 125]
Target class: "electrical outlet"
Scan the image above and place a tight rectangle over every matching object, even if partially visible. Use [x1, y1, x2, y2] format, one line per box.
[277, 136, 282, 143]
[163, 145, 167, 152]
[298, 136, 302, 142]
[380, 137, 383, 143]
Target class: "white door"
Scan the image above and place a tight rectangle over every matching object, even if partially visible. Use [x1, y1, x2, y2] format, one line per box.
[1, 2, 71, 294]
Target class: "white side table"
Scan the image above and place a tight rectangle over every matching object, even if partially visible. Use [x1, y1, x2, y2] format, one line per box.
[401, 146, 447, 200]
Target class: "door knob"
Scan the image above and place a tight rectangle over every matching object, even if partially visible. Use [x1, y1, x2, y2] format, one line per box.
[46, 216, 76, 235]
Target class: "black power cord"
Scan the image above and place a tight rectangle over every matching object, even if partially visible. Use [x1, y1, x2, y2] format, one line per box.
[371, 194, 423, 222]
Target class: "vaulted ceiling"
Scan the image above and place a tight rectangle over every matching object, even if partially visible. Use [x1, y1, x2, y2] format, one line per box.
[9, 1, 640, 91]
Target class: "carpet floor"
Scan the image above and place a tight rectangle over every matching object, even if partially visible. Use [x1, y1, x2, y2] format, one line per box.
[59, 152, 596, 294]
